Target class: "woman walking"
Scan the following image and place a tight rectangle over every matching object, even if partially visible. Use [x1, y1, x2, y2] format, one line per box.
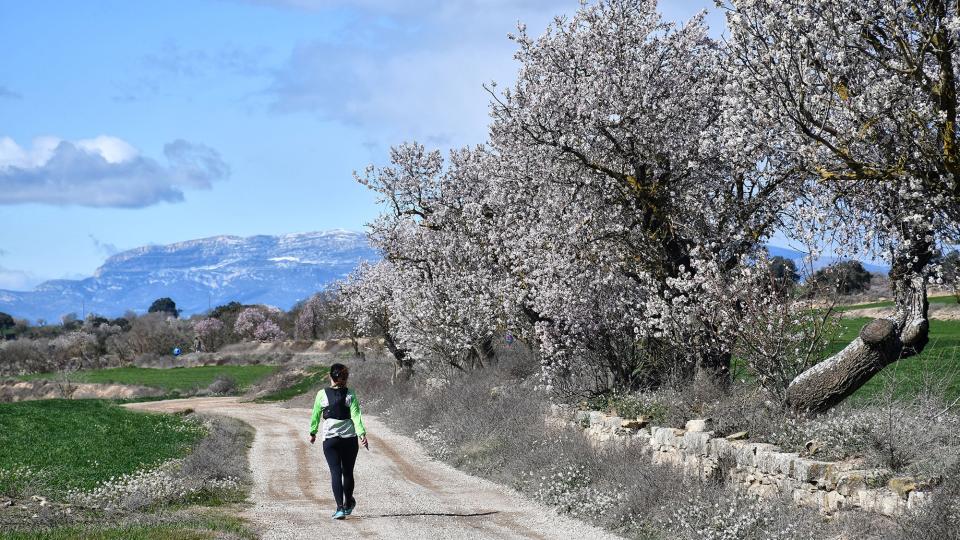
[309, 363, 369, 519]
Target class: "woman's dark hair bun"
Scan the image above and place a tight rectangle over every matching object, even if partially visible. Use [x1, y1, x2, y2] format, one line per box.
[330, 363, 349, 382]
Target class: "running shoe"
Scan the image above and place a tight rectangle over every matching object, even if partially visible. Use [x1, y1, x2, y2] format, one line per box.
[332, 508, 346, 520]
[344, 498, 357, 516]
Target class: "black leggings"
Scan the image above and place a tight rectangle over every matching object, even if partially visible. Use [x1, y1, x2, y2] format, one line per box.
[322, 436, 359, 509]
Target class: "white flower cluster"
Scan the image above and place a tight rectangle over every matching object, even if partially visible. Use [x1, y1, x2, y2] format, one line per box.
[65, 458, 243, 511]
[665, 494, 808, 540]
[413, 426, 452, 461]
[0, 465, 54, 496]
[527, 464, 621, 517]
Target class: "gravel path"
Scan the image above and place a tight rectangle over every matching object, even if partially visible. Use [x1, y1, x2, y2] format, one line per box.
[126, 397, 621, 540]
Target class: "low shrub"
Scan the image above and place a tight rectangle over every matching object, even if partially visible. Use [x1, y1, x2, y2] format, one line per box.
[207, 375, 237, 396]
[896, 468, 960, 540]
[585, 392, 669, 424]
[757, 398, 960, 479]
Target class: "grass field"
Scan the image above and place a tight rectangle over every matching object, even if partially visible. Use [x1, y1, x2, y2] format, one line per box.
[18, 365, 277, 393]
[832, 317, 960, 401]
[255, 365, 330, 403]
[0, 400, 204, 496]
[0, 511, 254, 540]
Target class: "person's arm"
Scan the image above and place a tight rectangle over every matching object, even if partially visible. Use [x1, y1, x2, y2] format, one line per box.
[309, 390, 326, 443]
[349, 389, 368, 448]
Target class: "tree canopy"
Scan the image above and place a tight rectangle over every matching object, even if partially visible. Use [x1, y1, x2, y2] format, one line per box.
[337, 0, 960, 414]
[147, 297, 180, 318]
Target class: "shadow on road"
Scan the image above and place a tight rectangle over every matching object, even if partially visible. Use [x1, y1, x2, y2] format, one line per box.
[358, 511, 499, 519]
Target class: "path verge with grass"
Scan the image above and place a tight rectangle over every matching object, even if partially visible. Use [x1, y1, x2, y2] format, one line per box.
[0, 399, 205, 496]
[0, 399, 256, 539]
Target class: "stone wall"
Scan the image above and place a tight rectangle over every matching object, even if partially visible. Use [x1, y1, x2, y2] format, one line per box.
[554, 406, 932, 517]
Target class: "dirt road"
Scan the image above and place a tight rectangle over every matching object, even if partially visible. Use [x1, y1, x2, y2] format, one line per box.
[126, 397, 620, 540]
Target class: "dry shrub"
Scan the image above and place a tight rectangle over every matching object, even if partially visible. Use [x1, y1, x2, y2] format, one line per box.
[0, 340, 53, 376]
[352, 355, 904, 539]
[207, 375, 237, 396]
[180, 415, 252, 486]
[896, 469, 960, 540]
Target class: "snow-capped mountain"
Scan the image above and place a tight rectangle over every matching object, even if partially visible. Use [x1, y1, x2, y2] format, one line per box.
[0, 230, 378, 322]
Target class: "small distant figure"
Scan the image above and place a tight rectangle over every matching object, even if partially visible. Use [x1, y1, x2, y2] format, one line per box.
[193, 335, 203, 353]
[309, 363, 368, 520]
[505, 332, 515, 346]
[172, 347, 182, 357]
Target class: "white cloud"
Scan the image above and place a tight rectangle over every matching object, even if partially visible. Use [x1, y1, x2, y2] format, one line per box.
[75, 136, 139, 164]
[263, 1, 576, 147]
[0, 265, 41, 291]
[89, 235, 120, 257]
[0, 136, 229, 208]
[261, 1, 722, 148]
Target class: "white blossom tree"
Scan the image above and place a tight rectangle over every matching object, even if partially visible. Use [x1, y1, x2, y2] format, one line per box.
[479, 0, 794, 389]
[726, 0, 960, 413]
[192, 317, 225, 351]
[348, 0, 801, 394]
[357, 144, 517, 374]
[234, 306, 286, 343]
[338, 261, 415, 381]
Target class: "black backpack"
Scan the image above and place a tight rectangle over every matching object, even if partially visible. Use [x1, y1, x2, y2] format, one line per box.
[322, 387, 351, 420]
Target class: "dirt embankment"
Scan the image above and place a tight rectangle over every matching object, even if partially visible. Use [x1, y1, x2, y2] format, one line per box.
[135, 338, 379, 369]
[841, 301, 960, 320]
[0, 379, 165, 402]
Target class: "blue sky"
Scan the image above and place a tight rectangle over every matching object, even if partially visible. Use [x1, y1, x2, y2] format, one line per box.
[0, 0, 721, 290]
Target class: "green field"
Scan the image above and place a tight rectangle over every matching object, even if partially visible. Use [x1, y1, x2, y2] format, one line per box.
[833, 317, 960, 401]
[0, 513, 254, 540]
[0, 400, 204, 496]
[19, 365, 277, 393]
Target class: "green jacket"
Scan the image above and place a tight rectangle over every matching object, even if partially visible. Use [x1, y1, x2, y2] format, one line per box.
[310, 387, 366, 439]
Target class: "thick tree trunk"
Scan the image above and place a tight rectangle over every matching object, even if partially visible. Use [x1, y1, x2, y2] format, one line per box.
[383, 332, 413, 383]
[786, 240, 932, 414]
[697, 349, 732, 386]
[349, 336, 366, 361]
[474, 336, 496, 368]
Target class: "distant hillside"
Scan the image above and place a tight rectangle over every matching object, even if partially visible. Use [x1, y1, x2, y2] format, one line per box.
[766, 245, 890, 274]
[0, 230, 378, 322]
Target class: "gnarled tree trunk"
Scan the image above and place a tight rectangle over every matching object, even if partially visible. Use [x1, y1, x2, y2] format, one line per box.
[786, 238, 932, 415]
[383, 332, 413, 383]
[468, 336, 496, 369]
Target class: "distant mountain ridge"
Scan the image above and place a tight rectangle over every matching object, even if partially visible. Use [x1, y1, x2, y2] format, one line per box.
[0, 230, 378, 322]
[0, 236, 888, 323]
